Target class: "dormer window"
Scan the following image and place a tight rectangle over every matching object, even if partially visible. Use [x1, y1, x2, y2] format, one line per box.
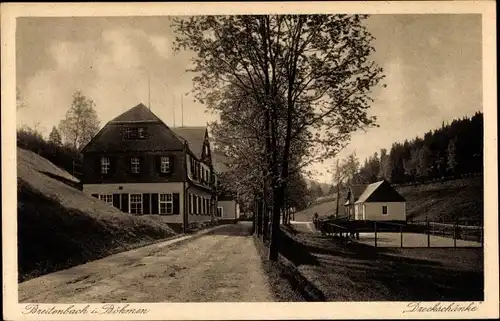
[125, 127, 147, 139]
[138, 127, 145, 138]
[160, 156, 170, 173]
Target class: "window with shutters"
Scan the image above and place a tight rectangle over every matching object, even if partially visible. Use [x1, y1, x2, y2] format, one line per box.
[160, 156, 170, 173]
[99, 194, 113, 204]
[131, 157, 140, 173]
[130, 194, 142, 214]
[159, 193, 173, 214]
[101, 157, 110, 174]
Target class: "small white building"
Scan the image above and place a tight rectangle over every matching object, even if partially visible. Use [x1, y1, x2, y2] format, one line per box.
[217, 194, 240, 220]
[212, 151, 240, 220]
[344, 180, 406, 221]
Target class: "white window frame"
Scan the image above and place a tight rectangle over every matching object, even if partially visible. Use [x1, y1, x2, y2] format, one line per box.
[160, 156, 170, 173]
[382, 205, 388, 215]
[125, 127, 132, 139]
[217, 206, 223, 217]
[159, 193, 173, 214]
[99, 194, 113, 204]
[130, 194, 143, 214]
[131, 157, 140, 174]
[138, 127, 145, 138]
[101, 157, 110, 174]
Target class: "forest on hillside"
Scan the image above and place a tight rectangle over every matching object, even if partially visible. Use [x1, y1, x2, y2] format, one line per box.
[354, 111, 483, 185]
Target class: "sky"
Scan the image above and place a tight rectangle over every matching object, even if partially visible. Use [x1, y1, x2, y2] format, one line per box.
[16, 14, 482, 183]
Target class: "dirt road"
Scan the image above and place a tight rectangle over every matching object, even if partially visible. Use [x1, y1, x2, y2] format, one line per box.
[19, 222, 274, 302]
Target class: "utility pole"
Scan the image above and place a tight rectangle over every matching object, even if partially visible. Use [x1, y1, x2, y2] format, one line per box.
[148, 71, 151, 110]
[181, 93, 184, 126]
[172, 94, 176, 127]
[335, 159, 340, 218]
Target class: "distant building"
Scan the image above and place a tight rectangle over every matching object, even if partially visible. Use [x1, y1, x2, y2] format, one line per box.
[344, 180, 406, 221]
[212, 151, 240, 220]
[79, 103, 218, 228]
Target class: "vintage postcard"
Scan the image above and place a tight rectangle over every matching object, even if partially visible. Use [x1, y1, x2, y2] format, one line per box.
[2, 1, 498, 320]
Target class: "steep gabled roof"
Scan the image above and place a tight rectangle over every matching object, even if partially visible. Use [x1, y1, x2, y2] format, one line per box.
[80, 103, 185, 153]
[345, 184, 367, 205]
[171, 126, 207, 159]
[110, 103, 162, 123]
[354, 180, 406, 204]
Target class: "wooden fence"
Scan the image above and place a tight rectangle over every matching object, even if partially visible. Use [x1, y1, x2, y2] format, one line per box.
[316, 218, 483, 248]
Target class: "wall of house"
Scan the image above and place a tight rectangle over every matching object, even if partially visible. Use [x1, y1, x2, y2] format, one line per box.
[81, 150, 186, 184]
[354, 204, 364, 220]
[217, 200, 239, 219]
[186, 185, 215, 223]
[83, 182, 185, 223]
[363, 202, 406, 221]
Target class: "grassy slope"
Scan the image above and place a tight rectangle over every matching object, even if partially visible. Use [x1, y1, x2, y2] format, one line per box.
[17, 148, 177, 282]
[280, 226, 483, 301]
[293, 177, 483, 222]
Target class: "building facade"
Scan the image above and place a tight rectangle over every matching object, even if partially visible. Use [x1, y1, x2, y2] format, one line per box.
[80, 103, 218, 228]
[344, 180, 406, 221]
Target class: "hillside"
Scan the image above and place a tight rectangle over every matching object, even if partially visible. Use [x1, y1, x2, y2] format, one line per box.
[304, 178, 332, 196]
[17, 148, 177, 282]
[293, 176, 483, 223]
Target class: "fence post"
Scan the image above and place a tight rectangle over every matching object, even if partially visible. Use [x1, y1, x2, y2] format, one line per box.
[480, 225, 483, 246]
[426, 218, 430, 248]
[453, 222, 457, 248]
[374, 221, 377, 248]
[400, 225, 403, 248]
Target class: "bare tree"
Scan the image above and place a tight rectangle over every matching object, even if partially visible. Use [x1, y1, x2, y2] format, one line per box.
[59, 91, 100, 150]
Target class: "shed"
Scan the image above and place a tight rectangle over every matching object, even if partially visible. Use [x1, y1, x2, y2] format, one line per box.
[344, 180, 406, 221]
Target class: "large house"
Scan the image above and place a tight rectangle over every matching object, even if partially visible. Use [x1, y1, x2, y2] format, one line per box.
[79, 103, 219, 229]
[344, 180, 406, 221]
[212, 151, 240, 220]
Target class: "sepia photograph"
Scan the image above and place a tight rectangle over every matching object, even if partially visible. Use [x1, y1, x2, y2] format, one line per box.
[2, 1, 498, 320]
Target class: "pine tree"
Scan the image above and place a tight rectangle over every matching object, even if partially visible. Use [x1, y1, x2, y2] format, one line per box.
[48, 126, 62, 146]
[447, 137, 458, 175]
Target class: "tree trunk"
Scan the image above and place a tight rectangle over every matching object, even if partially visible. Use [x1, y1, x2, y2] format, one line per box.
[256, 198, 263, 237]
[336, 184, 340, 218]
[262, 179, 269, 241]
[263, 202, 269, 240]
[268, 185, 284, 261]
[251, 200, 256, 235]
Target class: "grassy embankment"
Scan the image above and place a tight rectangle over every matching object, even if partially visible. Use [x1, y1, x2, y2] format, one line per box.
[277, 225, 483, 301]
[17, 148, 178, 282]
